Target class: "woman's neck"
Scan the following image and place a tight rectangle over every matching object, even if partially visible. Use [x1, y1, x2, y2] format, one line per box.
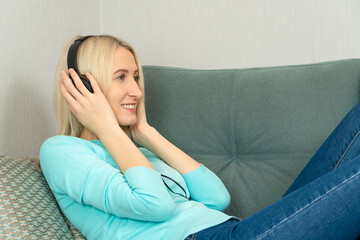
[79, 128, 98, 141]
[79, 126, 131, 141]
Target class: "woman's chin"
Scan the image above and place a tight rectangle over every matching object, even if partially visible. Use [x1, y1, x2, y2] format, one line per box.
[118, 118, 137, 127]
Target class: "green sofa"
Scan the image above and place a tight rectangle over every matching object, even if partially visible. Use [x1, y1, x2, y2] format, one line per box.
[143, 58, 360, 218]
[1, 59, 359, 238]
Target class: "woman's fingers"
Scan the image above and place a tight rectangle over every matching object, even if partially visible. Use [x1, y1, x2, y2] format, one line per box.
[85, 72, 101, 94]
[68, 68, 92, 97]
[60, 70, 83, 101]
[59, 73, 81, 113]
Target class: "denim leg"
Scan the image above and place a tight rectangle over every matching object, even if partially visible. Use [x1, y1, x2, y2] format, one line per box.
[284, 101, 360, 196]
[231, 157, 360, 240]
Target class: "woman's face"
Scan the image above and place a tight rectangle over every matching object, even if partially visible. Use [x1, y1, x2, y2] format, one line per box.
[108, 46, 142, 126]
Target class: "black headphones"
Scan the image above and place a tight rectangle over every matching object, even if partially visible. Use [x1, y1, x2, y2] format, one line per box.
[67, 35, 94, 93]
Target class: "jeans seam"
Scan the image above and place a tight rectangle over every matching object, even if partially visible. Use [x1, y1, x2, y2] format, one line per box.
[334, 128, 360, 169]
[256, 170, 360, 239]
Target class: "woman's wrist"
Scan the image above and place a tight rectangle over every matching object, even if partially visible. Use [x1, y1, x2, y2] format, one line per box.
[133, 125, 158, 149]
[138, 127, 201, 175]
[98, 124, 127, 141]
[98, 123, 155, 172]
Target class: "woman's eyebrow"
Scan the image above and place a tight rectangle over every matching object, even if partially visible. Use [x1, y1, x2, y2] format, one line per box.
[113, 69, 139, 75]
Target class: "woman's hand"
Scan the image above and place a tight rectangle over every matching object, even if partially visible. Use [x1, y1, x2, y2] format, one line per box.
[130, 97, 154, 146]
[59, 69, 119, 138]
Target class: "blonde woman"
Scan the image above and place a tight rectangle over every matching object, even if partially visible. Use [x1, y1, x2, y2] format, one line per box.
[40, 35, 360, 239]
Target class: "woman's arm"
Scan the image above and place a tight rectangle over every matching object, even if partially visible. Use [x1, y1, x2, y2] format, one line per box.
[97, 124, 156, 173]
[40, 136, 175, 222]
[133, 126, 201, 175]
[133, 126, 230, 211]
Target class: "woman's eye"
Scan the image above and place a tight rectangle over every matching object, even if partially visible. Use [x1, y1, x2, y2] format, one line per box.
[115, 74, 139, 82]
[116, 74, 126, 81]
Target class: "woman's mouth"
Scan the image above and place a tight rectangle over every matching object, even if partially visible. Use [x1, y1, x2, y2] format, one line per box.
[121, 104, 136, 113]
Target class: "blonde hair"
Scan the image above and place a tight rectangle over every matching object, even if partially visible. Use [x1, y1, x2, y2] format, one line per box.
[53, 35, 145, 137]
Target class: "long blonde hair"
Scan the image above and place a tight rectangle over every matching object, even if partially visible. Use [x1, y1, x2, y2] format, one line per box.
[53, 35, 145, 137]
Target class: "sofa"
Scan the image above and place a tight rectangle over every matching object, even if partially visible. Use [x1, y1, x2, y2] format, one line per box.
[1, 58, 360, 239]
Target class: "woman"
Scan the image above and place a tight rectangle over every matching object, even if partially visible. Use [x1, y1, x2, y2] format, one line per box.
[40, 35, 360, 239]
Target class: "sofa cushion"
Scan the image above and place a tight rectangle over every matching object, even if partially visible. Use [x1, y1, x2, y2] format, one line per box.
[0, 155, 85, 239]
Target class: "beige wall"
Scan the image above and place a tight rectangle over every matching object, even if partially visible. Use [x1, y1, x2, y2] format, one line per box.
[0, 0, 100, 159]
[101, 0, 360, 69]
[1, 0, 360, 158]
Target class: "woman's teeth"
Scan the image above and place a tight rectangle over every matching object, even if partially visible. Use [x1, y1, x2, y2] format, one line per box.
[121, 104, 135, 109]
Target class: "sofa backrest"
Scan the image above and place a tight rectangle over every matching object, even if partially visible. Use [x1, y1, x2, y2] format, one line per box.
[143, 59, 360, 218]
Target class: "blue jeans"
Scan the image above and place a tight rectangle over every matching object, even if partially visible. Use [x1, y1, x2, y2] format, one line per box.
[186, 102, 360, 240]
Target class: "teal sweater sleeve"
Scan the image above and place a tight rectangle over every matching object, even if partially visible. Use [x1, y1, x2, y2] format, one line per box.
[183, 165, 231, 211]
[39, 136, 175, 222]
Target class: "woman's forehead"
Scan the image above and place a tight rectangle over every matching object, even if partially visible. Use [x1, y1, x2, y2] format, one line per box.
[113, 46, 137, 72]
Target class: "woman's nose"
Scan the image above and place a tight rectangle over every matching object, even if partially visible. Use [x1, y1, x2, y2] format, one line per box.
[128, 80, 143, 99]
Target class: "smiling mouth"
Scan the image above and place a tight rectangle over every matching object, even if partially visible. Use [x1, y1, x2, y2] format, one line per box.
[120, 104, 137, 113]
[121, 104, 135, 109]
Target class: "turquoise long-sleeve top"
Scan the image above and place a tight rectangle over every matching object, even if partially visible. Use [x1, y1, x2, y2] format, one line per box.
[39, 135, 232, 240]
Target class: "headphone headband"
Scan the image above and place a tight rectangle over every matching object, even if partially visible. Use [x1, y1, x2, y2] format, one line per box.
[67, 35, 93, 72]
[66, 35, 94, 93]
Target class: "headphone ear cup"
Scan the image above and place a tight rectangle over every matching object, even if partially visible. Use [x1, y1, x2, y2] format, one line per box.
[68, 74, 94, 93]
[79, 75, 94, 93]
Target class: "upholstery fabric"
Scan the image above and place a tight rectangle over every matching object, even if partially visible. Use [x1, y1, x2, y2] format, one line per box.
[143, 59, 360, 217]
[0, 155, 85, 239]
